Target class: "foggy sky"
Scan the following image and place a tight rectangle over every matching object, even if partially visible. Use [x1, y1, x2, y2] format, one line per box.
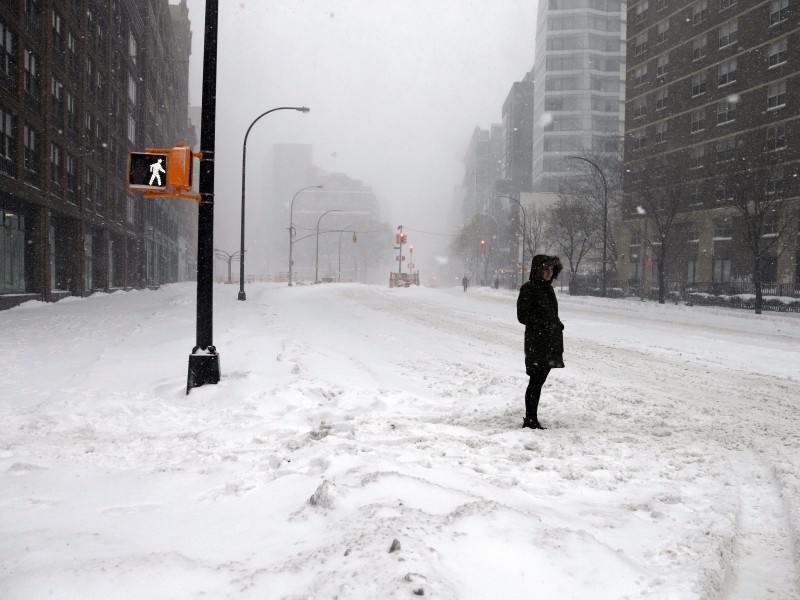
[183, 0, 537, 275]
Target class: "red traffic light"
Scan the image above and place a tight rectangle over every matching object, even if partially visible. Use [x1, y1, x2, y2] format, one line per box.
[479, 239, 486, 247]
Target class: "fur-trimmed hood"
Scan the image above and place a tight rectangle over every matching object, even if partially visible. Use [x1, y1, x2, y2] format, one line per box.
[529, 255, 563, 281]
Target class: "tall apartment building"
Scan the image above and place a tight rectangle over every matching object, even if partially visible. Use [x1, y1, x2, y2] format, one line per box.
[461, 124, 503, 223]
[621, 0, 799, 293]
[531, 0, 627, 192]
[0, 0, 196, 310]
[501, 69, 535, 196]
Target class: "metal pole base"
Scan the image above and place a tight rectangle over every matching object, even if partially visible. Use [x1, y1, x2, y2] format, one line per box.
[187, 346, 221, 394]
[237, 290, 246, 301]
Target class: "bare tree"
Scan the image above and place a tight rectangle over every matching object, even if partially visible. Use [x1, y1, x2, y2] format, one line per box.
[521, 202, 552, 260]
[546, 195, 598, 292]
[726, 143, 800, 314]
[634, 162, 688, 304]
[561, 145, 624, 280]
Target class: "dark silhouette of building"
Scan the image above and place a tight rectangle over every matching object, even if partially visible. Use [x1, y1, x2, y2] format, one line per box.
[0, 0, 196, 309]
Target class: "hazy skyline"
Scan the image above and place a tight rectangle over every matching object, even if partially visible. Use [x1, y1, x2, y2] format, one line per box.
[184, 0, 538, 276]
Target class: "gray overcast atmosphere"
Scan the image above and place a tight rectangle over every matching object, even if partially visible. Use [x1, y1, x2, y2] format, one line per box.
[184, 0, 537, 276]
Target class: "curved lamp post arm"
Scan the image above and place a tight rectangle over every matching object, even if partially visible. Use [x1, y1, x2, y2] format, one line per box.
[239, 106, 310, 300]
[315, 209, 341, 284]
[496, 194, 528, 287]
[567, 155, 608, 297]
[288, 184, 324, 287]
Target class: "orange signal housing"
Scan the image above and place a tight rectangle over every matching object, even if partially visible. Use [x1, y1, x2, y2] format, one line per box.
[166, 145, 192, 191]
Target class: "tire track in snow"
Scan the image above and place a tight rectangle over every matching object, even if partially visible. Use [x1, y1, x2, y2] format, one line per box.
[722, 449, 799, 600]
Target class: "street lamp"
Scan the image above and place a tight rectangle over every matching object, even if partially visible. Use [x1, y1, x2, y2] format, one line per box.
[214, 248, 241, 283]
[239, 106, 310, 301]
[288, 184, 324, 286]
[567, 155, 608, 297]
[496, 194, 527, 288]
[315, 209, 341, 283]
[338, 225, 355, 282]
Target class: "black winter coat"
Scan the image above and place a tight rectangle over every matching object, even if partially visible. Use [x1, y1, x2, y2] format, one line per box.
[517, 278, 565, 372]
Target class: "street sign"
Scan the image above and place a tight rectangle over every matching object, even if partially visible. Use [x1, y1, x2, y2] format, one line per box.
[128, 152, 169, 190]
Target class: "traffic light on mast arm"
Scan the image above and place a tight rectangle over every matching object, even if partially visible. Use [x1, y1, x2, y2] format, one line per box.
[479, 239, 486, 249]
[396, 232, 408, 244]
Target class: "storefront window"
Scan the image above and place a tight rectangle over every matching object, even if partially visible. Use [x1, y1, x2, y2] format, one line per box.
[1, 208, 26, 293]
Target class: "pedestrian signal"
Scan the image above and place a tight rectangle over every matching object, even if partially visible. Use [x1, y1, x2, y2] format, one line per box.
[128, 152, 168, 190]
[127, 145, 197, 199]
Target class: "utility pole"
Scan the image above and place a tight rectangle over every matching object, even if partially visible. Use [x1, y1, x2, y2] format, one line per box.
[187, 0, 220, 393]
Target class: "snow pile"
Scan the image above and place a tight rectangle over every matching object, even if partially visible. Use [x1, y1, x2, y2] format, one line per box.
[1, 282, 799, 599]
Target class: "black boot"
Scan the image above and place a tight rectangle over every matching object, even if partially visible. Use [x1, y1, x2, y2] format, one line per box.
[522, 418, 546, 430]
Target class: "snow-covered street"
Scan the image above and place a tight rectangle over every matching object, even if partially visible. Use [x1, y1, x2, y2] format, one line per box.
[1, 282, 799, 599]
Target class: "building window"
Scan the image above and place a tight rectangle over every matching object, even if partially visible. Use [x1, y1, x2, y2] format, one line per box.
[633, 65, 648, 87]
[692, 36, 707, 61]
[85, 167, 94, 211]
[50, 142, 63, 195]
[127, 114, 136, 144]
[656, 54, 669, 77]
[128, 33, 137, 66]
[24, 0, 40, 35]
[689, 145, 705, 169]
[769, 38, 788, 67]
[714, 179, 731, 201]
[691, 73, 706, 96]
[654, 122, 667, 143]
[713, 258, 732, 282]
[23, 49, 40, 108]
[716, 137, 735, 163]
[657, 0, 670, 11]
[634, 33, 648, 57]
[770, 0, 789, 26]
[766, 125, 786, 151]
[765, 167, 784, 194]
[718, 59, 737, 86]
[720, 0, 737, 9]
[0, 19, 16, 92]
[67, 30, 78, 73]
[688, 184, 701, 205]
[23, 123, 39, 186]
[0, 106, 15, 176]
[634, 1, 649, 23]
[52, 9, 63, 61]
[1, 210, 26, 294]
[66, 153, 77, 204]
[51, 77, 64, 129]
[655, 88, 669, 111]
[767, 81, 787, 109]
[84, 232, 93, 291]
[714, 219, 733, 238]
[66, 90, 77, 134]
[690, 108, 705, 132]
[687, 260, 699, 283]
[633, 97, 647, 119]
[719, 20, 738, 48]
[716, 100, 736, 124]
[632, 131, 647, 150]
[128, 74, 137, 104]
[657, 21, 669, 44]
[692, 0, 708, 25]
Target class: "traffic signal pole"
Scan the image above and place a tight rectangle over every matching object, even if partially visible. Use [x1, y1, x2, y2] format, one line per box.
[187, 0, 220, 393]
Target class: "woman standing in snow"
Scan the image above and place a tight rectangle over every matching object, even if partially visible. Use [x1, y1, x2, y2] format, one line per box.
[516, 255, 564, 430]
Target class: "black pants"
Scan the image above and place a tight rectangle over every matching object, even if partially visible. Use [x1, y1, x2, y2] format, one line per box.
[525, 367, 551, 420]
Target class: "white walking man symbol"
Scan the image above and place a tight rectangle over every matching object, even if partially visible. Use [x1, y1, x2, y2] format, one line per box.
[149, 158, 166, 186]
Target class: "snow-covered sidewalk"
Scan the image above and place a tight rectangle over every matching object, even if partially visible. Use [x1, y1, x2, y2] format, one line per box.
[1, 282, 799, 599]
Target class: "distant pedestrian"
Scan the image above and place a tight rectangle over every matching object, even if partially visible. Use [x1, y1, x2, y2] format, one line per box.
[516, 255, 564, 430]
[462, 276, 469, 292]
[493, 277, 500, 289]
